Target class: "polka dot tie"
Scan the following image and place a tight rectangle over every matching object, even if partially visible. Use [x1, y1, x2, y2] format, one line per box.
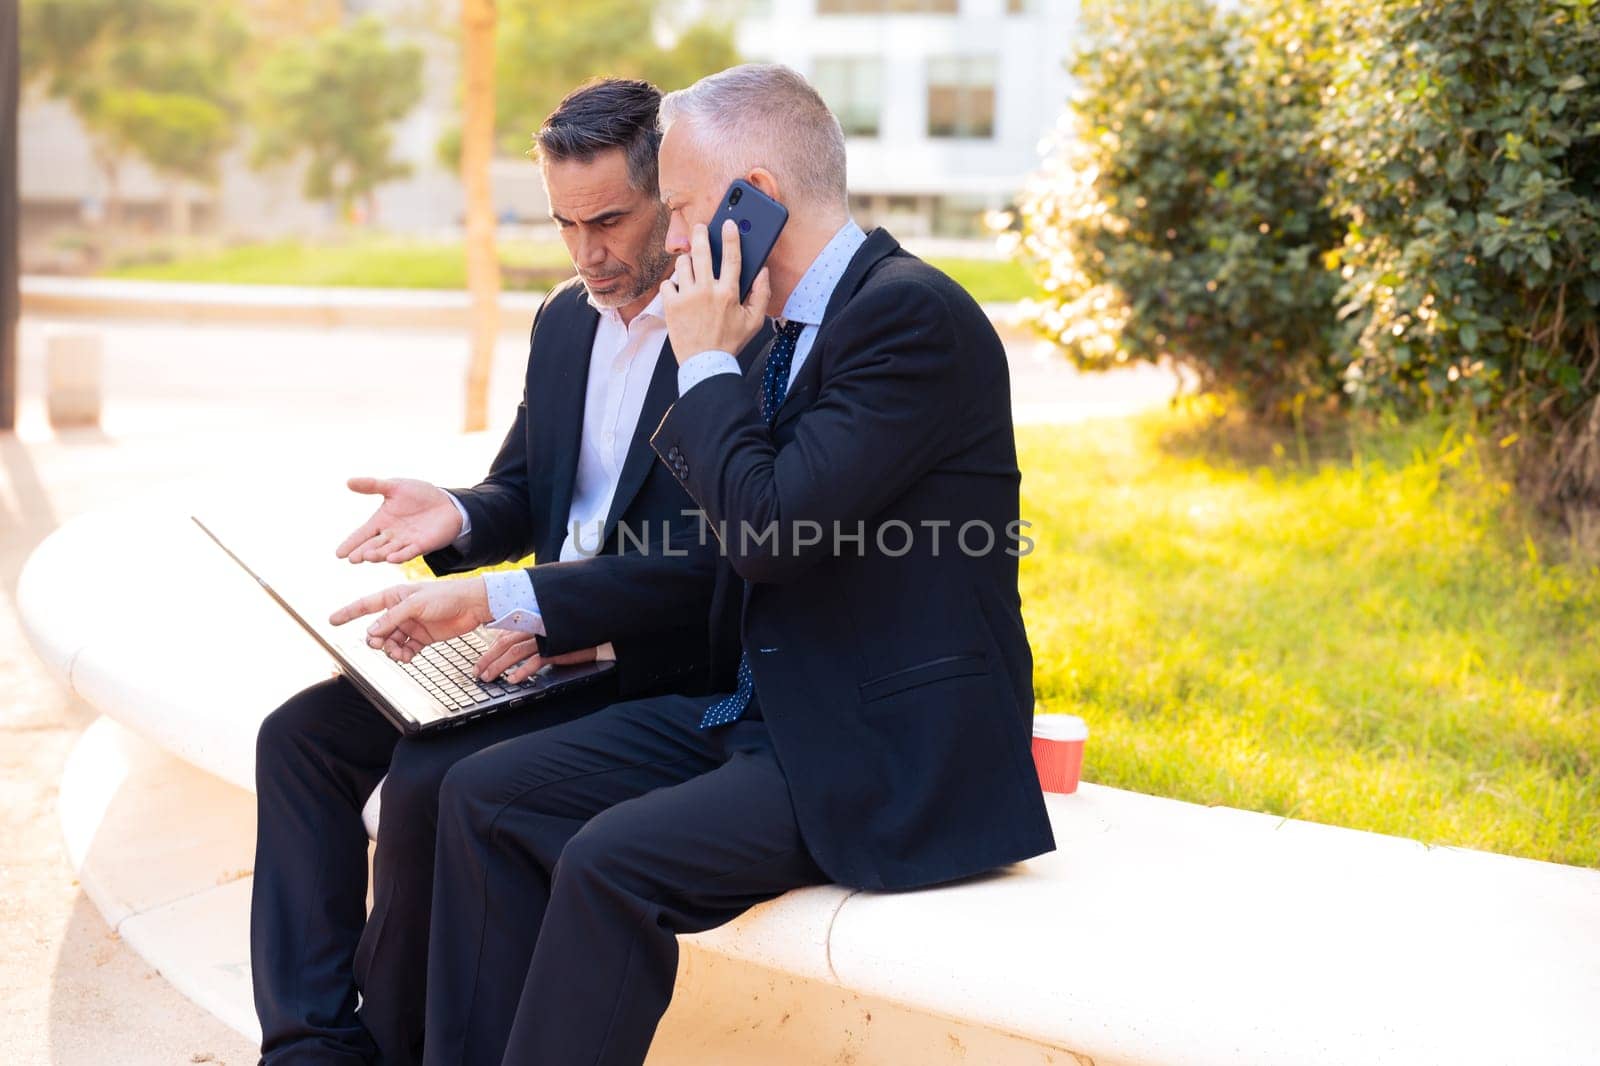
[699, 318, 808, 730]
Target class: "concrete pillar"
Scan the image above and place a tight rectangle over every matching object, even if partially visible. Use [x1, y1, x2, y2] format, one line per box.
[46, 331, 103, 428]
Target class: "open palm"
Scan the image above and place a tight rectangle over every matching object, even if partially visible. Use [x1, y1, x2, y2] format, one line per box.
[336, 477, 464, 563]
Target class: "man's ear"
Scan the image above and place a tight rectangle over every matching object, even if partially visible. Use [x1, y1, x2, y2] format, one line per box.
[745, 167, 782, 205]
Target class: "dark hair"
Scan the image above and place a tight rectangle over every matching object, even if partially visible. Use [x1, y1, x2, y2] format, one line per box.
[532, 78, 662, 196]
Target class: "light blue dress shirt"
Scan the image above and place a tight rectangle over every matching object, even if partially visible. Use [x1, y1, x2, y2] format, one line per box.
[676, 220, 868, 397]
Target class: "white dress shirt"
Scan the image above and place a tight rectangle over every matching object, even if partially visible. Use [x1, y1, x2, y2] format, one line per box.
[451, 288, 670, 652]
[676, 220, 868, 397]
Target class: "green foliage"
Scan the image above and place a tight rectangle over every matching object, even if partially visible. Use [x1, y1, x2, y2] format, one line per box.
[1020, 0, 1600, 515]
[1323, 0, 1600, 510]
[250, 17, 425, 217]
[1015, 0, 1343, 411]
[20, 0, 248, 186]
[96, 91, 233, 182]
[483, 0, 740, 162]
[1019, 411, 1600, 867]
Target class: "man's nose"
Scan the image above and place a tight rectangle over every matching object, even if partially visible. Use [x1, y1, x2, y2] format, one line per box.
[577, 233, 608, 268]
[664, 215, 690, 256]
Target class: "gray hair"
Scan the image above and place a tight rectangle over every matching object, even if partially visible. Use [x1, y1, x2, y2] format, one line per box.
[659, 64, 848, 212]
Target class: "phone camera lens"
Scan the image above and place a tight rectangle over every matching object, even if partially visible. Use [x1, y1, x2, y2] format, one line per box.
[729, 187, 743, 205]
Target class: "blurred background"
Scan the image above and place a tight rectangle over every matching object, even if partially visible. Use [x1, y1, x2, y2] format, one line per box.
[16, 0, 1074, 274]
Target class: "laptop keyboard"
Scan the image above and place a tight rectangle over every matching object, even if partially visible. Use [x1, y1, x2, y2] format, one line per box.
[395, 629, 530, 711]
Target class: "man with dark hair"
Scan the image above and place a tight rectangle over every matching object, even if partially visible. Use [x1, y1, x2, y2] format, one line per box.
[249, 77, 767, 1066]
[346, 63, 1054, 1066]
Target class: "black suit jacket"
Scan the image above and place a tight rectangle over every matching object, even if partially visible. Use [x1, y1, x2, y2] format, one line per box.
[649, 228, 1056, 891]
[423, 277, 766, 698]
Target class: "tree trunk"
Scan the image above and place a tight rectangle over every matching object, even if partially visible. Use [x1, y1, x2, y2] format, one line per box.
[167, 181, 191, 239]
[98, 154, 122, 233]
[2, 0, 19, 431]
[460, 0, 500, 433]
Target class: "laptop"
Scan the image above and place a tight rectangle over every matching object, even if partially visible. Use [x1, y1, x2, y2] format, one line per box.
[193, 515, 615, 735]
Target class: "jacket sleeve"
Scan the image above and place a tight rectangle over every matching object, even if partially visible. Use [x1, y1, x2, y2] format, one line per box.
[650, 281, 965, 584]
[525, 511, 719, 653]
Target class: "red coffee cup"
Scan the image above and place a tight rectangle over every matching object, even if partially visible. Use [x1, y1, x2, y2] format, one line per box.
[1031, 715, 1088, 794]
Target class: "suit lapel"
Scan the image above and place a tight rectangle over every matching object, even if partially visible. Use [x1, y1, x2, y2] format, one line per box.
[770, 228, 902, 433]
[534, 295, 600, 560]
[599, 337, 678, 542]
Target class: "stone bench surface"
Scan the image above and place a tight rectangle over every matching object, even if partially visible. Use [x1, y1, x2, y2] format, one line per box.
[21, 506, 1600, 1065]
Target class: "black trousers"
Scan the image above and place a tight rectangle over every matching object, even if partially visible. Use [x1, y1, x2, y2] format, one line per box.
[422, 694, 829, 1066]
[251, 674, 619, 1066]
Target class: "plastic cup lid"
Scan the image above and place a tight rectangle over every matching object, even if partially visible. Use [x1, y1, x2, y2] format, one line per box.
[1032, 714, 1088, 742]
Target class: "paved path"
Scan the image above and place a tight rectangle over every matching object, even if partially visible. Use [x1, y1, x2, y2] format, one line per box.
[1, 311, 1177, 1063]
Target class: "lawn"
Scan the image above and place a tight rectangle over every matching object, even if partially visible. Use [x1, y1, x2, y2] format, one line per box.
[1018, 409, 1599, 868]
[102, 237, 573, 290]
[416, 405, 1598, 868]
[100, 235, 1037, 303]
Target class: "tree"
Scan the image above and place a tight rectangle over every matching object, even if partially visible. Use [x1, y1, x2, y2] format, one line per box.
[1321, 0, 1600, 517]
[3, 0, 18, 430]
[20, 0, 248, 234]
[438, 0, 739, 167]
[461, 0, 498, 433]
[249, 16, 424, 224]
[1016, 0, 1342, 413]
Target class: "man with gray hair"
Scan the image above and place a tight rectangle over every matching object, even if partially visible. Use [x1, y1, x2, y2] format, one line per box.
[410, 63, 1054, 1066]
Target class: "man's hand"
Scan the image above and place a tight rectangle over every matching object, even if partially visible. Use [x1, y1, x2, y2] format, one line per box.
[661, 219, 771, 366]
[336, 477, 464, 564]
[329, 578, 491, 663]
[474, 631, 602, 685]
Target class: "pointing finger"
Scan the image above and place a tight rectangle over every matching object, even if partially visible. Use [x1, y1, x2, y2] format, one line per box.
[330, 586, 399, 626]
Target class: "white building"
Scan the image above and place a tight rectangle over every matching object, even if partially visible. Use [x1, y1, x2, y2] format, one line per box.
[17, 0, 1078, 260]
[737, 0, 1078, 237]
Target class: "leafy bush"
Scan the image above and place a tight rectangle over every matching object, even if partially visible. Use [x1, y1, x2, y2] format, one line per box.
[1014, 0, 1343, 413]
[1322, 0, 1600, 515]
[1020, 0, 1600, 521]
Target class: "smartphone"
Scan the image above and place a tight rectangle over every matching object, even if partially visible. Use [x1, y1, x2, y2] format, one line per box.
[707, 179, 789, 303]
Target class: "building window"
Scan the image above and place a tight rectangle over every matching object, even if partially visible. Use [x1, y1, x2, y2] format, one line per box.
[813, 57, 883, 137]
[931, 194, 996, 238]
[817, 0, 958, 14]
[927, 56, 997, 139]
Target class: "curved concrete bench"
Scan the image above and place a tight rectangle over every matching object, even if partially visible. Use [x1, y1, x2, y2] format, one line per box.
[22, 506, 1600, 1065]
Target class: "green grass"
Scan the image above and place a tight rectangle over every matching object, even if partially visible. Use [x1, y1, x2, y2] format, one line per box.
[101, 236, 1039, 302]
[103, 236, 573, 290]
[925, 256, 1034, 303]
[1019, 408, 1600, 868]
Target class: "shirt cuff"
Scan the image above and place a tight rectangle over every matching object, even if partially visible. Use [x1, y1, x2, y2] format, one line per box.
[594, 642, 616, 662]
[484, 569, 544, 635]
[677, 350, 741, 395]
[444, 491, 472, 548]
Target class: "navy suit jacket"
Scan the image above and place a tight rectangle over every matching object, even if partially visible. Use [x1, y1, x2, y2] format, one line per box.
[649, 228, 1055, 889]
